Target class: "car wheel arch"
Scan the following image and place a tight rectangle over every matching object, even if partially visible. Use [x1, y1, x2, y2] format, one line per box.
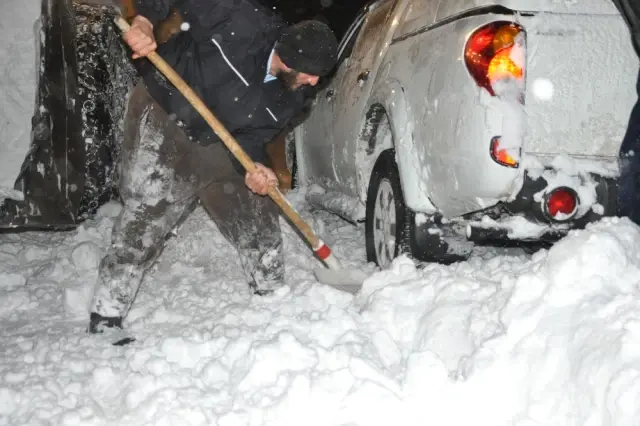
[357, 81, 437, 214]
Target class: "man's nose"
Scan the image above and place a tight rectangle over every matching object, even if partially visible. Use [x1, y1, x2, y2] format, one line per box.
[307, 76, 319, 86]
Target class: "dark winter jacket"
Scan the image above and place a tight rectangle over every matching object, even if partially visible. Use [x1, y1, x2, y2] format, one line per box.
[133, 0, 307, 167]
[611, 0, 640, 55]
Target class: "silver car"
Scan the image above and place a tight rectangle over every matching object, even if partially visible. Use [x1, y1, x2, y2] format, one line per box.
[288, 0, 639, 268]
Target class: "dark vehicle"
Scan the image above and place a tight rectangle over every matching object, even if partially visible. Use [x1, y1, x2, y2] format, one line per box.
[0, 0, 137, 229]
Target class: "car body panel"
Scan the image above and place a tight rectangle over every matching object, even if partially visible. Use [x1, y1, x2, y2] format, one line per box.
[520, 12, 637, 157]
[397, 0, 439, 36]
[386, 13, 525, 216]
[361, 77, 436, 213]
[301, 0, 407, 196]
[329, 0, 407, 193]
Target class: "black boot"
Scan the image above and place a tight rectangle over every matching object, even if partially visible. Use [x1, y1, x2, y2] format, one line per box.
[248, 279, 275, 296]
[88, 312, 123, 334]
[248, 248, 284, 296]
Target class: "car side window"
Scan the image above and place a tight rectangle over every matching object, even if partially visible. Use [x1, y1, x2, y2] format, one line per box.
[337, 14, 366, 66]
[316, 13, 366, 88]
[347, 0, 394, 66]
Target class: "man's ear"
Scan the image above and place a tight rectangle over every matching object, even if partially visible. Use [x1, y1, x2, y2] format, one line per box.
[272, 51, 292, 73]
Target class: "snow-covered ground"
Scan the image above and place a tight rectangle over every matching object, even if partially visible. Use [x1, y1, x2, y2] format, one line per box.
[2, 1, 640, 425]
[1, 195, 640, 425]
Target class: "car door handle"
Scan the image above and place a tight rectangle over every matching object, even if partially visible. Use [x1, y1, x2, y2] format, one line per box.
[357, 70, 370, 84]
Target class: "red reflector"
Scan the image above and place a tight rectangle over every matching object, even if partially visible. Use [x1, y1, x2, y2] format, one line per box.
[546, 188, 577, 218]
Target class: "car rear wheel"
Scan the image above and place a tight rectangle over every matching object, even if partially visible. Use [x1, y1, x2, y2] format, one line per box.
[285, 131, 298, 189]
[365, 149, 413, 268]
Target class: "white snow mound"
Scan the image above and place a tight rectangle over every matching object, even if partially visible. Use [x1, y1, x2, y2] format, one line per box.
[0, 195, 639, 425]
[356, 217, 640, 425]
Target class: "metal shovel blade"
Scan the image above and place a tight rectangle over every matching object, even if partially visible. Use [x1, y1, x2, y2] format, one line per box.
[313, 267, 369, 294]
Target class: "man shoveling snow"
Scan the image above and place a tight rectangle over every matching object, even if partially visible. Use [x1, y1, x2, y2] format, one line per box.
[88, 0, 338, 334]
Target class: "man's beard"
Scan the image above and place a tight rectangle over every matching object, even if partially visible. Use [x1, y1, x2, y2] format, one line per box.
[276, 69, 301, 92]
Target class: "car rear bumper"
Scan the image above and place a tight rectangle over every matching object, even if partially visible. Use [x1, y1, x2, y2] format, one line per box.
[408, 160, 619, 263]
[465, 166, 618, 243]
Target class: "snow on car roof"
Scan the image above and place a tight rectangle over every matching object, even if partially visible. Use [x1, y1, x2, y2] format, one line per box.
[436, 0, 621, 20]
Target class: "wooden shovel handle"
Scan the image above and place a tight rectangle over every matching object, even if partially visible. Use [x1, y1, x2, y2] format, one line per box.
[114, 16, 322, 249]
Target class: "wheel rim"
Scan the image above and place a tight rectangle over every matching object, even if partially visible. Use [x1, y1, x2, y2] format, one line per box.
[373, 178, 397, 267]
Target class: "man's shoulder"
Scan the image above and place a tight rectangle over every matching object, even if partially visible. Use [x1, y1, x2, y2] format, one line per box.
[210, 0, 286, 28]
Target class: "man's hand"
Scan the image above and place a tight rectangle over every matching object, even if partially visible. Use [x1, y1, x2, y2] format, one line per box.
[245, 163, 278, 195]
[123, 16, 157, 59]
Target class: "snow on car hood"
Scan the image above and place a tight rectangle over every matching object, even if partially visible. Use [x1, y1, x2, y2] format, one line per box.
[436, 0, 621, 21]
[0, 192, 639, 425]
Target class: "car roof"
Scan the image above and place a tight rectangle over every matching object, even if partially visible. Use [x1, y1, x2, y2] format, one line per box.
[336, 0, 621, 58]
[351, 0, 621, 41]
[436, 0, 620, 20]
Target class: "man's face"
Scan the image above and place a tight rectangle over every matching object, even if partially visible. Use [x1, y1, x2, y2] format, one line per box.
[277, 69, 320, 91]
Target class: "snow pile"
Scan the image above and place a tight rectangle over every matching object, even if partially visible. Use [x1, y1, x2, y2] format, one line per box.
[358, 216, 640, 425]
[0, 0, 40, 199]
[0, 194, 639, 425]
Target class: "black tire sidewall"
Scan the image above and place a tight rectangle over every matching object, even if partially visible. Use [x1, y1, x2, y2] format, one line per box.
[285, 132, 298, 189]
[365, 149, 413, 266]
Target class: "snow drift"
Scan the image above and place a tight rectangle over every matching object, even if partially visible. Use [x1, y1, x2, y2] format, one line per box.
[0, 196, 639, 425]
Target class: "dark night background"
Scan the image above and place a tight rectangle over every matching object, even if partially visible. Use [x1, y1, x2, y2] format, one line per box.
[259, 0, 370, 40]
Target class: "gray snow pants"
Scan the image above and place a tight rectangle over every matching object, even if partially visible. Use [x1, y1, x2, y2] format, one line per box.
[90, 82, 284, 319]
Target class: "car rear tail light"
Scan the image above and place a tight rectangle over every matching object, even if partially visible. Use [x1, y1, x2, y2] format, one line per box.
[490, 136, 519, 168]
[545, 187, 578, 220]
[464, 21, 526, 98]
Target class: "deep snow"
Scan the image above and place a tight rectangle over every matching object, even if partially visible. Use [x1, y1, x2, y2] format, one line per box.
[1, 194, 640, 425]
[2, 1, 640, 425]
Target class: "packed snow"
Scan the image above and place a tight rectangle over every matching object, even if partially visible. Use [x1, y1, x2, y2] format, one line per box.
[2, 1, 640, 425]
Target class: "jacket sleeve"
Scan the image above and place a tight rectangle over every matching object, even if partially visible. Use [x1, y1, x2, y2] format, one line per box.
[133, 0, 175, 27]
[134, 0, 226, 28]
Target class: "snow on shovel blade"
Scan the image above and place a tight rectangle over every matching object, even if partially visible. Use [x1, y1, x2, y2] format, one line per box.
[313, 267, 369, 294]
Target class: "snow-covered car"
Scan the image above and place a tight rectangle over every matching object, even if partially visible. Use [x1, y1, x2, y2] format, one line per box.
[0, 0, 136, 229]
[288, 0, 640, 267]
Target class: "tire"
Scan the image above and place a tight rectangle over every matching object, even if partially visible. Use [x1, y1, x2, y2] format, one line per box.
[291, 152, 299, 190]
[365, 149, 413, 267]
[285, 131, 298, 189]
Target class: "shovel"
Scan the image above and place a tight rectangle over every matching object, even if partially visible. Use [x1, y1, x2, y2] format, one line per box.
[114, 16, 367, 293]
